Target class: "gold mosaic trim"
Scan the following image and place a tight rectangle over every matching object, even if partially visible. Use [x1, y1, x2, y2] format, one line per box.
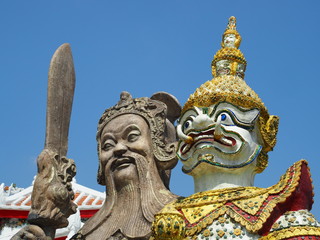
[181, 203, 225, 224]
[183, 91, 267, 118]
[152, 212, 186, 240]
[178, 161, 306, 235]
[175, 187, 266, 208]
[233, 193, 269, 215]
[152, 201, 187, 240]
[211, 48, 246, 77]
[228, 161, 302, 233]
[212, 47, 246, 64]
[182, 76, 268, 118]
[152, 161, 309, 238]
[175, 160, 298, 209]
[185, 206, 227, 236]
[259, 115, 279, 153]
[259, 226, 320, 240]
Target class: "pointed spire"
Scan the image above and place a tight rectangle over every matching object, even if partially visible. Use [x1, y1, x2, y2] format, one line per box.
[184, 16, 266, 118]
[226, 16, 236, 30]
[221, 16, 241, 48]
[211, 16, 247, 79]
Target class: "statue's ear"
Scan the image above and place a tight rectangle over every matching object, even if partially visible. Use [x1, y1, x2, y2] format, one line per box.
[151, 92, 181, 171]
[259, 115, 279, 152]
[151, 92, 181, 124]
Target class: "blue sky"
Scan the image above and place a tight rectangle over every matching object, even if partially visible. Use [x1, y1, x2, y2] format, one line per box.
[1, 1, 319, 219]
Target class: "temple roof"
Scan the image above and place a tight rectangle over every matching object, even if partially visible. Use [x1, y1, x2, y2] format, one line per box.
[0, 179, 105, 211]
[0, 180, 105, 240]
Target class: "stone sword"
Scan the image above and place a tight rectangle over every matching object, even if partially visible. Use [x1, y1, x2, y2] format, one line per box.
[45, 43, 75, 157]
[21, 44, 77, 240]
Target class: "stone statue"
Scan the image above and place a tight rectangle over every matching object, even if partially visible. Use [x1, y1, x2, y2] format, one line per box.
[12, 43, 77, 240]
[72, 91, 181, 239]
[152, 16, 320, 239]
[11, 43, 181, 239]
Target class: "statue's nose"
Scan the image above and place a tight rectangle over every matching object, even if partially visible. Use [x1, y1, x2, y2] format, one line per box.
[114, 142, 128, 157]
[193, 114, 214, 130]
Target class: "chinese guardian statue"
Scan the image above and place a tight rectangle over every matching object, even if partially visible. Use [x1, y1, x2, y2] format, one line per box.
[152, 16, 320, 240]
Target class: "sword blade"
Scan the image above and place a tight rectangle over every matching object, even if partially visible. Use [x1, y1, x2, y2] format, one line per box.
[45, 43, 75, 157]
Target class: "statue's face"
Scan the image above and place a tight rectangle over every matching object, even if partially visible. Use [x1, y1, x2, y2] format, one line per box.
[216, 60, 231, 76]
[177, 102, 262, 175]
[236, 63, 245, 78]
[224, 34, 236, 48]
[99, 114, 153, 188]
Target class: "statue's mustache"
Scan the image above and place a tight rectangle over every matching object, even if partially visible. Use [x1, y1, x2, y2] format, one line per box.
[110, 155, 136, 172]
[105, 153, 149, 173]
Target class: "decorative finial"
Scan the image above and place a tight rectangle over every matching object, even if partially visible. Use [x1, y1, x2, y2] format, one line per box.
[227, 16, 236, 29]
[221, 16, 241, 48]
[118, 91, 132, 106]
[211, 16, 246, 78]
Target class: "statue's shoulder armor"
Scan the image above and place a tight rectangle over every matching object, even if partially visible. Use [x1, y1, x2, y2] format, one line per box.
[152, 198, 187, 240]
[152, 160, 318, 239]
[260, 209, 320, 239]
[257, 159, 314, 235]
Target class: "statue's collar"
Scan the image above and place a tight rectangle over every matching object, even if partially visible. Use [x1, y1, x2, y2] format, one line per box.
[170, 160, 313, 235]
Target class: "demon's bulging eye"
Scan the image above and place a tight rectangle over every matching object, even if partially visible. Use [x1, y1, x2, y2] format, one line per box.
[217, 112, 234, 126]
[179, 109, 197, 134]
[183, 119, 192, 132]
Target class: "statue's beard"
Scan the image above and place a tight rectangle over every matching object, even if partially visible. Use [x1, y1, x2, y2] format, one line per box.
[103, 153, 151, 238]
[80, 153, 174, 239]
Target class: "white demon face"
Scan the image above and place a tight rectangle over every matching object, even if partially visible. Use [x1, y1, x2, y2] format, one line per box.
[177, 102, 262, 175]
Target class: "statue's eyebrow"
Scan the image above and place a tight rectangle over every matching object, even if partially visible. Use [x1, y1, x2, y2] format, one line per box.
[122, 124, 141, 137]
[179, 108, 198, 123]
[101, 133, 115, 143]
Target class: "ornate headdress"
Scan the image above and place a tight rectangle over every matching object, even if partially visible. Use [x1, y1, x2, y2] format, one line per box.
[96, 91, 181, 185]
[182, 16, 279, 173]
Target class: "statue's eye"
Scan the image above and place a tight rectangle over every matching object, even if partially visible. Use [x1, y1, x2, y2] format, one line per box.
[127, 130, 141, 142]
[183, 120, 192, 131]
[180, 111, 196, 133]
[102, 142, 115, 151]
[217, 112, 234, 126]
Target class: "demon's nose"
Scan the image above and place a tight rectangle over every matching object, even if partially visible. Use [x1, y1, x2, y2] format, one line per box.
[193, 114, 214, 130]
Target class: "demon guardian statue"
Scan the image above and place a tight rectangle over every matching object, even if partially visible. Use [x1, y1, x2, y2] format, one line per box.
[151, 16, 320, 240]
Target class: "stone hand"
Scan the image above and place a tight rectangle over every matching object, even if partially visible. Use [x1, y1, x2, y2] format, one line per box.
[27, 149, 77, 229]
[11, 225, 50, 240]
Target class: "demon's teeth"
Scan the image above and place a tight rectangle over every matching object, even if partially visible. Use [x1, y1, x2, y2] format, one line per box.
[220, 137, 232, 146]
[194, 134, 212, 141]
